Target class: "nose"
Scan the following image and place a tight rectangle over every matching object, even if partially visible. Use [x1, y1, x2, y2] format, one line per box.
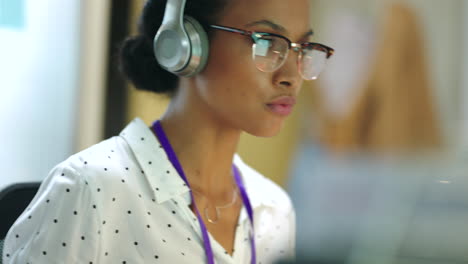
[272, 49, 303, 91]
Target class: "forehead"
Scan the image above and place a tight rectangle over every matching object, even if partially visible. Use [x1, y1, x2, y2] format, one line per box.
[218, 0, 311, 37]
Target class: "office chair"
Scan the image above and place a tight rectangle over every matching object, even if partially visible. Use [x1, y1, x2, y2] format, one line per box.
[0, 182, 41, 263]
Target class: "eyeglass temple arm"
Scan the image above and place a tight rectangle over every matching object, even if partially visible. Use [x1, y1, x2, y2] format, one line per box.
[210, 25, 253, 36]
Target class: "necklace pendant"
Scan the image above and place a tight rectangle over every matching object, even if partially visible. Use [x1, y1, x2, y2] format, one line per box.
[205, 206, 221, 224]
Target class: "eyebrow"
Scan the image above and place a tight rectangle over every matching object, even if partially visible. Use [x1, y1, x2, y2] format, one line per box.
[244, 19, 314, 39]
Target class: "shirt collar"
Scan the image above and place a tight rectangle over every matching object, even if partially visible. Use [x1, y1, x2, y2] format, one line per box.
[120, 118, 190, 204]
[120, 118, 276, 209]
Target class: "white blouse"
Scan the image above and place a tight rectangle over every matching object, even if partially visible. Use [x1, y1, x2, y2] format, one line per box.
[3, 118, 295, 264]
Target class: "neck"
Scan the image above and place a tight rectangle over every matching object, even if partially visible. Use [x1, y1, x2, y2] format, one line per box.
[158, 83, 241, 197]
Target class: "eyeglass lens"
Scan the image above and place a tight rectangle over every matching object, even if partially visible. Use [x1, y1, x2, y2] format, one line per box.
[252, 35, 329, 80]
[299, 48, 328, 80]
[252, 37, 289, 72]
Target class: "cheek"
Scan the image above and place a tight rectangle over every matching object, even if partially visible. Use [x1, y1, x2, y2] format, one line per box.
[207, 42, 254, 80]
[199, 39, 265, 102]
[206, 33, 260, 77]
[194, 38, 284, 136]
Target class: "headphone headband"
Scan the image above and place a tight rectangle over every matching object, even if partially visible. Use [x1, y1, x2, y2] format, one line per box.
[161, 0, 186, 26]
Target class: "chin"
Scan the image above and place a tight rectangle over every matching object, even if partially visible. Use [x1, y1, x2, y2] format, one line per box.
[244, 120, 284, 138]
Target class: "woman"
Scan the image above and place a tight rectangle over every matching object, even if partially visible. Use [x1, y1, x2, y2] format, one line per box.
[3, 0, 333, 263]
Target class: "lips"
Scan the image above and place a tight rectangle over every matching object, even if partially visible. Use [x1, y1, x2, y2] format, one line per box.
[266, 96, 296, 116]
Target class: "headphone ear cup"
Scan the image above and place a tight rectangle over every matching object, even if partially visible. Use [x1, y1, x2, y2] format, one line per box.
[153, 28, 190, 73]
[179, 16, 210, 77]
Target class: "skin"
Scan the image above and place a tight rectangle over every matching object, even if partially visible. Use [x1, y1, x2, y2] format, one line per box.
[157, 0, 311, 254]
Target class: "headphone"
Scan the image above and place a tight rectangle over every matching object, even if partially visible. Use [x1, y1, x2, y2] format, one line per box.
[153, 0, 210, 77]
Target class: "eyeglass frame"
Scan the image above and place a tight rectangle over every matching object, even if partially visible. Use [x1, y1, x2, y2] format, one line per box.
[209, 24, 335, 65]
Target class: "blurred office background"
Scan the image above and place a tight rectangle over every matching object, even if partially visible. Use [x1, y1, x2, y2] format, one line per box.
[1, 0, 468, 263]
[288, 1, 468, 263]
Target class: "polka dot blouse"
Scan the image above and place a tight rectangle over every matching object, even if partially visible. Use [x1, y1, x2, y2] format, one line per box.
[3, 118, 295, 264]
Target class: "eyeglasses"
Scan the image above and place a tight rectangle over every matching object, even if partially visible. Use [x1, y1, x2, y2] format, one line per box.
[210, 24, 335, 80]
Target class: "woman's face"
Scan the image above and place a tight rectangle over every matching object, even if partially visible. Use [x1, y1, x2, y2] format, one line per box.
[193, 0, 312, 137]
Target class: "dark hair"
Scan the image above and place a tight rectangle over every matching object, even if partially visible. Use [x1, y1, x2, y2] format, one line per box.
[119, 0, 228, 96]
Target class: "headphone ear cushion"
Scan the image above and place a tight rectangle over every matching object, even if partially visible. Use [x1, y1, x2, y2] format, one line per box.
[181, 16, 210, 76]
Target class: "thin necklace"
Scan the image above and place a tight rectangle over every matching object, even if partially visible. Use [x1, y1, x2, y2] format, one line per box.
[191, 187, 238, 224]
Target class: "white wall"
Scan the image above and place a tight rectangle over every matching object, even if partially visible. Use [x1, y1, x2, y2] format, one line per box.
[0, 0, 81, 188]
[0, 0, 110, 189]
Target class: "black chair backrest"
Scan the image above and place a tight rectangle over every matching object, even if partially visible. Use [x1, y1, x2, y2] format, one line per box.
[0, 238, 4, 264]
[1, 238, 4, 264]
[0, 182, 41, 239]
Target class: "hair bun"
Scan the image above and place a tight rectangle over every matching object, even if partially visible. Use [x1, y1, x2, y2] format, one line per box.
[119, 35, 178, 94]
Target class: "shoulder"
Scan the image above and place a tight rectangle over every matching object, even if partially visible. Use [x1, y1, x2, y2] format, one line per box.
[33, 134, 153, 217]
[2, 138, 131, 263]
[234, 154, 294, 214]
[60, 136, 137, 182]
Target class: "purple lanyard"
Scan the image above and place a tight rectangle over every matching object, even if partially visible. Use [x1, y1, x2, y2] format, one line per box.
[152, 120, 256, 264]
